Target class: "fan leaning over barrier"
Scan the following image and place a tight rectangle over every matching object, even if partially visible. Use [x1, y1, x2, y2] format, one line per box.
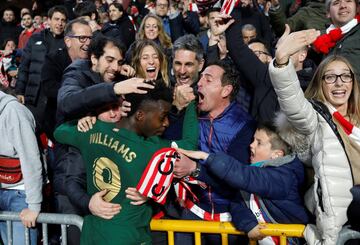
[54, 81, 198, 245]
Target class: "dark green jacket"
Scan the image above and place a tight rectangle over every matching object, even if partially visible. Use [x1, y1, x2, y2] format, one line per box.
[269, 1, 330, 36]
[327, 24, 360, 80]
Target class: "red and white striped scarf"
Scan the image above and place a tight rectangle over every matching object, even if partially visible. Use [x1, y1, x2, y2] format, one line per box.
[313, 15, 360, 54]
[137, 148, 177, 204]
[249, 194, 279, 245]
[137, 148, 232, 221]
[220, 0, 241, 15]
[128, 16, 137, 32]
[174, 176, 231, 221]
[188, 3, 199, 12]
[328, 105, 360, 146]
[0, 53, 10, 88]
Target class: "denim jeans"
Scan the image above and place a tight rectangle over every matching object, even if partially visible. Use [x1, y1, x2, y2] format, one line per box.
[0, 189, 38, 245]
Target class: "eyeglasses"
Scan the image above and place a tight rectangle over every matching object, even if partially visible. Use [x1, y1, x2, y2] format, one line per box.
[322, 73, 353, 84]
[156, 3, 169, 8]
[67, 35, 92, 43]
[253, 50, 270, 57]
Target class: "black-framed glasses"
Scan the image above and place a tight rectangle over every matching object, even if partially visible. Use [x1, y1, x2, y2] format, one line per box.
[156, 3, 169, 8]
[253, 50, 270, 57]
[67, 35, 92, 43]
[322, 73, 353, 84]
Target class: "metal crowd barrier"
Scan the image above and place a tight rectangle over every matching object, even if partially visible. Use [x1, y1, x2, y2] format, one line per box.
[0, 211, 83, 245]
[1, 211, 359, 245]
[337, 226, 360, 245]
[150, 219, 305, 245]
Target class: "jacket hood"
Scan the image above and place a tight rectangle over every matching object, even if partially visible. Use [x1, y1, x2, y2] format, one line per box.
[0, 91, 17, 114]
[262, 154, 296, 167]
[274, 112, 312, 166]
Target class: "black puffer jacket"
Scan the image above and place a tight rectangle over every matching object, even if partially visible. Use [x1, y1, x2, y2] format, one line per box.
[41, 48, 72, 141]
[16, 29, 65, 105]
[101, 14, 136, 49]
[0, 20, 22, 45]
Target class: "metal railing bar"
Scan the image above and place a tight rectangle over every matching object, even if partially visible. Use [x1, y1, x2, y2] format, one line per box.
[0, 212, 83, 230]
[194, 231, 201, 245]
[61, 224, 67, 245]
[25, 227, 30, 245]
[336, 226, 360, 245]
[42, 223, 48, 245]
[6, 220, 12, 245]
[221, 233, 228, 244]
[167, 231, 174, 245]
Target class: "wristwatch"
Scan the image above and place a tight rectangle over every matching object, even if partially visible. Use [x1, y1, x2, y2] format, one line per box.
[190, 161, 201, 178]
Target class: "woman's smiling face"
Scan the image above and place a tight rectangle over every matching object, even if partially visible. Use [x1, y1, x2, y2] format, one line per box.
[144, 17, 159, 40]
[322, 60, 353, 112]
[140, 45, 160, 80]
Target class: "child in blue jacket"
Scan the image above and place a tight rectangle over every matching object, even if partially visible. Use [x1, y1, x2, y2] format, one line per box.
[175, 124, 309, 244]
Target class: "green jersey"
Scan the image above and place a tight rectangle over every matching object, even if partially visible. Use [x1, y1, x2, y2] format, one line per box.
[54, 102, 198, 245]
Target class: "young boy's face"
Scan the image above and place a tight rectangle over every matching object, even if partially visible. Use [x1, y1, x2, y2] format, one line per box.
[98, 104, 122, 123]
[249, 129, 275, 163]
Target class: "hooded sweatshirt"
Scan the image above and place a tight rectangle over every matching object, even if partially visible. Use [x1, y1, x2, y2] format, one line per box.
[0, 91, 42, 212]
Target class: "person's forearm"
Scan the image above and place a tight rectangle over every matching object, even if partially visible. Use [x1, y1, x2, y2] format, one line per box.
[13, 115, 43, 212]
[58, 82, 118, 120]
[177, 102, 199, 150]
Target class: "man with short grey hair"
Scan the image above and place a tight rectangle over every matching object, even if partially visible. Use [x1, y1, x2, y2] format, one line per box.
[171, 34, 205, 86]
[41, 18, 92, 142]
[241, 23, 257, 44]
[163, 34, 204, 140]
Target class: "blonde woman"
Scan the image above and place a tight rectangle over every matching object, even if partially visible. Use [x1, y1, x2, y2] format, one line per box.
[137, 13, 172, 49]
[270, 27, 360, 245]
[131, 39, 170, 86]
[125, 13, 172, 63]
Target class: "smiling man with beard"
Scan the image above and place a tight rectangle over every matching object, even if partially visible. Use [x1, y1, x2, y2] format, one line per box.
[52, 34, 153, 245]
[18, 13, 41, 49]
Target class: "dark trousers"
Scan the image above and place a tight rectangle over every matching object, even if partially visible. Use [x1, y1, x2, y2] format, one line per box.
[54, 194, 82, 245]
[174, 209, 245, 245]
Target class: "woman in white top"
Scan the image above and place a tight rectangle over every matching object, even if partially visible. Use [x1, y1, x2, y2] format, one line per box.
[269, 26, 360, 245]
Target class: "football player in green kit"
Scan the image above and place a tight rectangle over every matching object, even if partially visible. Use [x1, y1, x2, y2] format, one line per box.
[54, 81, 198, 245]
